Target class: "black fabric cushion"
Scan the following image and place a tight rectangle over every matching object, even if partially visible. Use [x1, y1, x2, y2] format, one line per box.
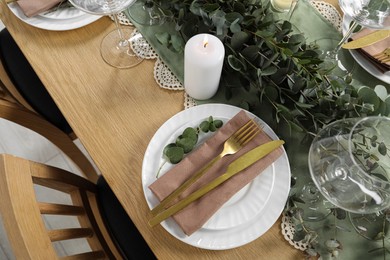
[0, 28, 73, 134]
[97, 176, 156, 260]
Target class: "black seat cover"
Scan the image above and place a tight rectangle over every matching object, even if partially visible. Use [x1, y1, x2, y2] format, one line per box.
[97, 176, 156, 260]
[0, 28, 72, 134]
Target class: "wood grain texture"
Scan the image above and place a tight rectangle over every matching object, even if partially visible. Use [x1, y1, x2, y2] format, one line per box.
[0, 1, 338, 258]
[0, 155, 58, 259]
[0, 154, 122, 259]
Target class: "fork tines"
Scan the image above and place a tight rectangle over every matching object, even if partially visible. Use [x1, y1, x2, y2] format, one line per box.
[234, 119, 262, 147]
[373, 48, 390, 63]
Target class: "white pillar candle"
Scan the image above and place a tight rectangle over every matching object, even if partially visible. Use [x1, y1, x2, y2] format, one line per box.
[271, 0, 293, 12]
[184, 33, 225, 100]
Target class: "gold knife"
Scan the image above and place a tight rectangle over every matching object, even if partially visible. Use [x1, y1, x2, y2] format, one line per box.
[148, 139, 284, 227]
[342, 30, 390, 49]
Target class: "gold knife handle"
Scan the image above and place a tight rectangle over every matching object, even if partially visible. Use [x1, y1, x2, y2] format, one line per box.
[149, 163, 232, 227]
[148, 140, 284, 227]
[150, 154, 222, 216]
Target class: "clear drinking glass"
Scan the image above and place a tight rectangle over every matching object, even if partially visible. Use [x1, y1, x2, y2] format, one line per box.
[68, 0, 143, 69]
[128, 0, 165, 26]
[308, 116, 390, 214]
[332, 0, 390, 58]
[270, 0, 295, 12]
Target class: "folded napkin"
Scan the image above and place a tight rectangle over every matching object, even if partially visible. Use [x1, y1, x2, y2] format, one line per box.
[17, 0, 62, 17]
[149, 110, 283, 235]
[351, 29, 390, 73]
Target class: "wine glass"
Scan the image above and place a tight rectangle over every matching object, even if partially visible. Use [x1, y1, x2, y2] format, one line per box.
[68, 0, 143, 69]
[128, 0, 165, 26]
[331, 0, 390, 58]
[308, 116, 390, 214]
[270, 0, 302, 21]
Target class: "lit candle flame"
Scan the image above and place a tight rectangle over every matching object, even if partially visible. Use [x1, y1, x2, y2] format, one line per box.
[203, 35, 208, 48]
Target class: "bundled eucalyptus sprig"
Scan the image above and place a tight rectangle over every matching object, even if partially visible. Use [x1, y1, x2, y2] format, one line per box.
[156, 0, 390, 137]
[156, 116, 223, 177]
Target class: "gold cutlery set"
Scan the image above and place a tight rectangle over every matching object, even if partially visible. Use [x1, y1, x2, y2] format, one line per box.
[149, 118, 284, 227]
[374, 48, 390, 63]
[342, 29, 390, 49]
[342, 29, 390, 65]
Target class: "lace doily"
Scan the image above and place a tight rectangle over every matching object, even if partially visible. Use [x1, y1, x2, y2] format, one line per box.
[109, 12, 133, 26]
[154, 58, 183, 90]
[281, 214, 310, 251]
[130, 29, 158, 60]
[310, 0, 342, 32]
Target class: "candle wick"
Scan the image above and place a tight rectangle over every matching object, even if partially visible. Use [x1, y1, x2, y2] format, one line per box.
[203, 42, 208, 48]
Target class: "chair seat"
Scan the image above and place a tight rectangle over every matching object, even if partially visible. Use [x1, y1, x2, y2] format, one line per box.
[97, 176, 156, 260]
[0, 28, 72, 135]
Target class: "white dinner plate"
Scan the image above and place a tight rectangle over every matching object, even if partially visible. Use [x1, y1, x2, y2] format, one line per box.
[142, 103, 291, 250]
[342, 17, 390, 85]
[8, 3, 102, 31]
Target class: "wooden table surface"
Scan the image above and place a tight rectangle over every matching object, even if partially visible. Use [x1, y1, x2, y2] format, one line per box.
[0, 1, 338, 258]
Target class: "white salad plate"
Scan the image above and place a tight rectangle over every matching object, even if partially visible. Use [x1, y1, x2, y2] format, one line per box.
[142, 103, 291, 250]
[8, 2, 102, 31]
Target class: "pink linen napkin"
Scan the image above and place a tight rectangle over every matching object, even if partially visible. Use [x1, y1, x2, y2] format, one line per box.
[351, 29, 390, 73]
[149, 110, 283, 236]
[17, 0, 62, 18]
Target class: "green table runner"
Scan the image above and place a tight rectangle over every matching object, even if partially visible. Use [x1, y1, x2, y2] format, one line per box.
[126, 1, 390, 259]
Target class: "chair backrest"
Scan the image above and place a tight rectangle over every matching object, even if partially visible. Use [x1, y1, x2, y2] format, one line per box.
[0, 28, 74, 137]
[0, 99, 98, 183]
[0, 153, 122, 259]
[0, 49, 36, 113]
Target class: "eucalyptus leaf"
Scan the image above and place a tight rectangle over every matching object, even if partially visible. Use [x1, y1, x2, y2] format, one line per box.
[231, 31, 250, 50]
[375, 85, 388, 101]
[293, 230, 306, 242]
[182, 127, 198, 139]
[200, 121, 210, 132]
[378, 142, 387, 156]
[358, 86, 381, 111]
[228, 55, 245, 71]
[176, 136, 197, 153]
[260, 66, 277, 76]
[170, 34, 184, 52]
[164, 146, 184, 164]
[155, 32, 170, 45]
[241, 45, 260, 61]
[213, 119, 223, 128]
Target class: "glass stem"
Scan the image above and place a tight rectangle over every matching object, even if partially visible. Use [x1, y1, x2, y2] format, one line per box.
[144, 0, 154, 9]
[334, 20, 358, 53]
[113, 13, 129, 49]
[287, 0, 299, 21]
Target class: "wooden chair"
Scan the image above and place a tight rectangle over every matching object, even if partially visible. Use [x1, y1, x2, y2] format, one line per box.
[0, 28, 75, 139]
[0, 153, 155, 259]
[0, 99, 98, 182]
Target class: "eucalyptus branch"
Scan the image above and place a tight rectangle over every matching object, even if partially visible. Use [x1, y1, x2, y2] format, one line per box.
[156, 0, 389, 137]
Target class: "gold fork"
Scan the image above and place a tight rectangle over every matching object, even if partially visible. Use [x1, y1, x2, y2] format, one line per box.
[373, 48, 390, 63]
[150, 119, 261, 216]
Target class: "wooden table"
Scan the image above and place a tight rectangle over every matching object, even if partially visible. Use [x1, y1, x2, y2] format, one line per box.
[0, 2, 317, 259]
